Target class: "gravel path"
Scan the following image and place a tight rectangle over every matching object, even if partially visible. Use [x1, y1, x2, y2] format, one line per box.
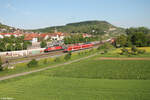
[0, 53, 97, 81]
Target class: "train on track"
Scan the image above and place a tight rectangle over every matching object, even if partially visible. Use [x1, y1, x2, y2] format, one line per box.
[44, 42, 94, 52]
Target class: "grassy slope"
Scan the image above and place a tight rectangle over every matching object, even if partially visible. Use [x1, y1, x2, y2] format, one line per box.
[42, 57, 150, 79]
[0, 54, 150, 100]
[0, 76, 150, 100]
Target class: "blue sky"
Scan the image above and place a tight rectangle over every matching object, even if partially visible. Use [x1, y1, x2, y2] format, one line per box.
[0, 0, 150, 29]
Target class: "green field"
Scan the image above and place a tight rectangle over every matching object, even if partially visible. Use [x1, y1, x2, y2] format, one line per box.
[0, 52, 150, 100]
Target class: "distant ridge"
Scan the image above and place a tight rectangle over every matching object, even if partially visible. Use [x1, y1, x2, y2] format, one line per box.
[29, 20, 125, 36]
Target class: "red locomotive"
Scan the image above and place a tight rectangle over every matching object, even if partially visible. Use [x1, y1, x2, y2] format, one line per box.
[64, 43, 93, 52]
[44, 45, 63, 52]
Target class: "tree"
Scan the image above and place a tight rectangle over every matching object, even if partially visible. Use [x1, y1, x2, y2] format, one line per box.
[126, 27, 149, 47]
[116, 35, 127, 47]
[40, 41, 47, 48]
[0, 41, 6, 51]
[130, 32, 147, 47]
[15, 43, 22, 50]
[7, 43, 14, 51]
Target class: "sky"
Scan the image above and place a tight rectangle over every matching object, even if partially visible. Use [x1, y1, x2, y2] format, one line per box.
[0, 0, 150, 29]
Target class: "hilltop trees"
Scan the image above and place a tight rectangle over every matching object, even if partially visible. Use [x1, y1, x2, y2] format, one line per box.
[30, 21, 125, 35]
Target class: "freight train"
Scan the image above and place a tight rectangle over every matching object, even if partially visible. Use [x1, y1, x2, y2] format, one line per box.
[44, 43, 94, 52]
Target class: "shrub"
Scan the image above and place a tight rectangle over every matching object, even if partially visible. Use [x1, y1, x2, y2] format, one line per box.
[0, 57, 3, 71]
[54, 57, 61, 62]
[97, 43, 114, 51]
[78, 52, 81, 56]
[120, 46, 146, 56]
[104, 50, 108, 54]
[131, 45, 138, 53]
[64, 52, 72, 61]
[138, 49, 146, 54]
[43, 58, 48, 64]
[120, 47, 129, 55]
[89, 48, 94, 53]
[27, 59, 38, 67]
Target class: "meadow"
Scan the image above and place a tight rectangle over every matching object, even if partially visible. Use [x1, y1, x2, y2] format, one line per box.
[0, 50, 150, 100]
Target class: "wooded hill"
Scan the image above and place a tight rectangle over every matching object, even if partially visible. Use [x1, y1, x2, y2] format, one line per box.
[29, 20, 125, 36]
[0, 23, 19, 33]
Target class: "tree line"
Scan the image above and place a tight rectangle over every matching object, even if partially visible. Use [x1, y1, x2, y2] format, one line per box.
[115, 27, 150, 47]
[64, 34, 99, 44]
[0, 35, 31, 52]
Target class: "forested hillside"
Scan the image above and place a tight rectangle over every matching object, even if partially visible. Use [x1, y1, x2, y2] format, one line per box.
[29, 20, 125, 36]
[0, 23, 18, 33]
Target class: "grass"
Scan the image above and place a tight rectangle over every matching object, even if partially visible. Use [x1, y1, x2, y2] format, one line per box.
[0, 48, 97, 77]
[101, 47, 150, 58]
[111, 47, 150, 54]
[0, 52, 150, 100]
[39, 55, 150, 80]
[0, 75, 150, 100]
[0, 47, 150, 100]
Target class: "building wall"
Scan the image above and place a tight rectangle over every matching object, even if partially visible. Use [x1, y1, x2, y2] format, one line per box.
[0, 48, 45, 58]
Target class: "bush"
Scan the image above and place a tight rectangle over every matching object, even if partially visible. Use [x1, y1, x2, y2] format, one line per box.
[43, 58, 48, 64]
[54, 57, 61, 62]
[64, 52, 72, 61]
[131, 45, 138, 53]
[0, 57, 3, 71]
[120, 46, 146, 56]
[138, 49, 146, 54]
[78, 52, 81, 56]
[89, 48, 94, 53]
[27, 59, 38, 67]
[120, 47, 129, 55]
[97, 43, 114, 51]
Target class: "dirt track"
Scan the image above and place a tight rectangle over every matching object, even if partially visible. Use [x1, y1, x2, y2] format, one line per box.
[98, 57, 150, 61]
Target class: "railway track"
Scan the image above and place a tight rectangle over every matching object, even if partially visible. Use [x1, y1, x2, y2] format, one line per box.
[7, 50, 64, 63]
[4, 43, 102, 66]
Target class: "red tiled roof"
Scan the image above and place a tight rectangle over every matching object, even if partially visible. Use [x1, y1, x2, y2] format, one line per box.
[39, 33, 48, 38]
[0, 33, 19, 35]
[24, 33, 39, 40]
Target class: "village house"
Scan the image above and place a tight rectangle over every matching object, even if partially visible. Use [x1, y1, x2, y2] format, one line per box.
[50, 32, 65, 41]
[39, 33, 49, 40]
[24, 33, 39, 43]
[24, 33, 50, 43]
